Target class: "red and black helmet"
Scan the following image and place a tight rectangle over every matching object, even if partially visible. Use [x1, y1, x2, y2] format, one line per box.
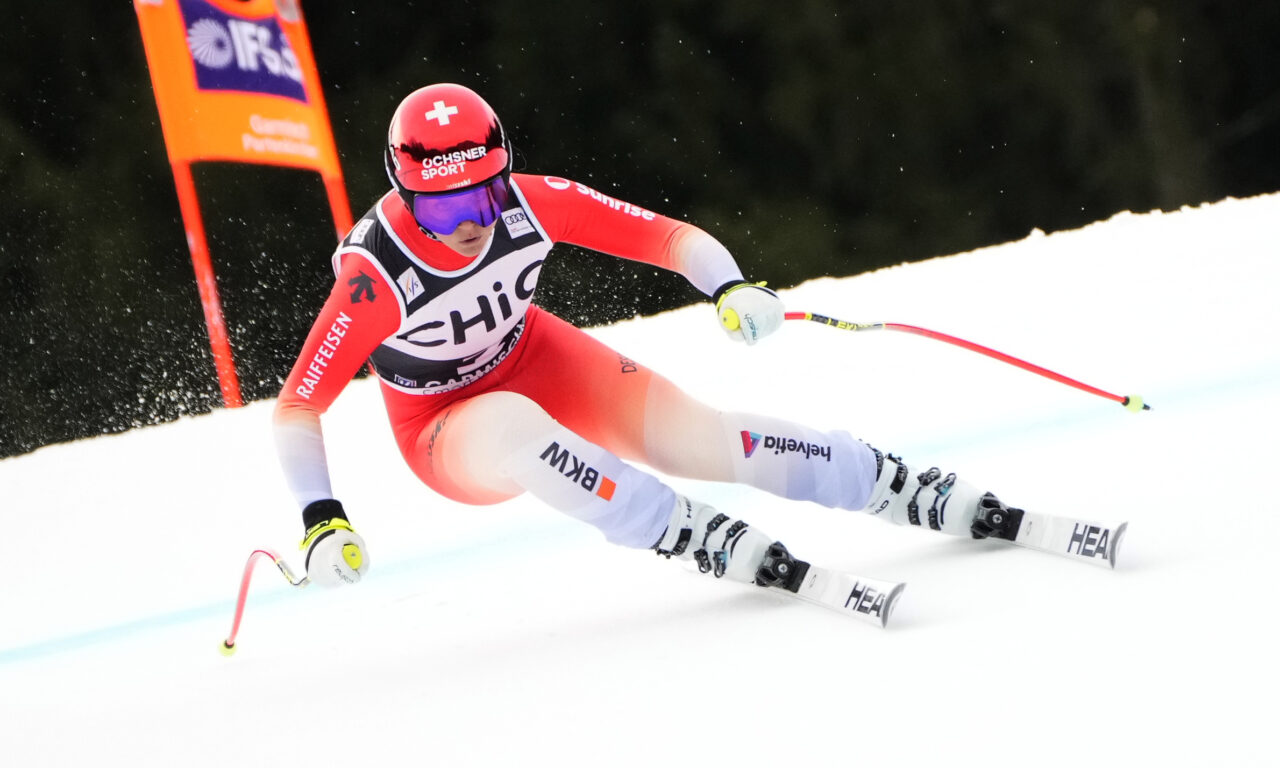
[384, 83, 513, 234]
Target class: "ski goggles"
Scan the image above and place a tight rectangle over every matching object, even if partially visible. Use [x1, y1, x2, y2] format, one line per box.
[411, 174, 512, 234]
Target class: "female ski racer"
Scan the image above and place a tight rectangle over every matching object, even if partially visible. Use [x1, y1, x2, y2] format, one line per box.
[274, 83, 1021, 592]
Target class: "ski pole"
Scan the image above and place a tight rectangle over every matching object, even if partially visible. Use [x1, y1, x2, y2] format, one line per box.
[784, 311, 1150, 412]
[220, 548, 309, 656]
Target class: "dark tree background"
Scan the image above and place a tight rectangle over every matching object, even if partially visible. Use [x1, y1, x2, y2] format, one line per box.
[2, 1, 1278, 458]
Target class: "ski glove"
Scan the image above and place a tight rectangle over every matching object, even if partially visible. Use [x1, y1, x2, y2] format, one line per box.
[715, 281, 784, 345]
[300, 499, 369, 587]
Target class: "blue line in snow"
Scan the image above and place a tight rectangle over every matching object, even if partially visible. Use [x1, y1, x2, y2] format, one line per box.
[0, 521, 588, 668]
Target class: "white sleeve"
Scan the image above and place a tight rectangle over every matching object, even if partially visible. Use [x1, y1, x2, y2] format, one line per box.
[678, 229, 745, 296]
[273, 407, 335, 508]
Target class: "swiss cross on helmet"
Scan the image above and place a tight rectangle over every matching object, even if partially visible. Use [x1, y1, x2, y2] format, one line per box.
[385, 83, 514, 234]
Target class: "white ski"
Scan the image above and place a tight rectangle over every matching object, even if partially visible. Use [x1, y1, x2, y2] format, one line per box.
[753, 543, 905, 627]
[1010, 511, 1128, 568]
[785, 565, 907, 628]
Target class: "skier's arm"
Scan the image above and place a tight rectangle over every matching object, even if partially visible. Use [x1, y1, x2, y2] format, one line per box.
[273, 253, 400, 584]
[519, 174, 783, 343]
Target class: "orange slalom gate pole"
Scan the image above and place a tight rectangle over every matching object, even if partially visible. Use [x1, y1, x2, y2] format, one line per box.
[322, 173, 354, 239]
[171, 160, 243, 408]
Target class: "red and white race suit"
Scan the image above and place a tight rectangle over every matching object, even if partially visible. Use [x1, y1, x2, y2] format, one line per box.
[275, 174, 878, 548]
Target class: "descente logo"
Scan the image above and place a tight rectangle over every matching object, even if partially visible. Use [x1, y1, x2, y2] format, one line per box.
[540, 442, 617, 500]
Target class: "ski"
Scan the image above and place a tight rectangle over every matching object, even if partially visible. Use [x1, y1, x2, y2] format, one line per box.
[756, 543, 906, 628]
[1013, 512, 1127, 567]
[974, 499, 1127, 568]
[788, 565, 906, 628]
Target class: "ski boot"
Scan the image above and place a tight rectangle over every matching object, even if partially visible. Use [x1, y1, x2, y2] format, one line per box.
[653, 496, 788, 586]
[862, 448, 1009, 539]
[655, 496, 907, 626]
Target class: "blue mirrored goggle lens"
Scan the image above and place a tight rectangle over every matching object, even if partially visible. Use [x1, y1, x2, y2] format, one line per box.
[412, 176, 511, 234]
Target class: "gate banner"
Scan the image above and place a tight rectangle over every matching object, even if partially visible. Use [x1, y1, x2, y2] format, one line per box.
[135, 0, 344, 179]
[135, 0, 352, 407]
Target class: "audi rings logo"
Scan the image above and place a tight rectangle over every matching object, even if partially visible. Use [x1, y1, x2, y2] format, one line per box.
[503, 209, 535, 238]
[186, 19, 234, 68]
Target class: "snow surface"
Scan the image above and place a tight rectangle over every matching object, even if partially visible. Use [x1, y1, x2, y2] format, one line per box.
[3, 195, 1278, 767]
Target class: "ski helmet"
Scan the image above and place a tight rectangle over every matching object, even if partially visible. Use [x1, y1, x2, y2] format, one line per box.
[384, 83, 513, 234]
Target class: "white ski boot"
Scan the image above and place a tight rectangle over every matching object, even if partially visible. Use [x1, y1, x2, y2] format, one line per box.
[652, 495, 781, 584]
[862, 449, 1021, 539]
[653, 495, 907, 625]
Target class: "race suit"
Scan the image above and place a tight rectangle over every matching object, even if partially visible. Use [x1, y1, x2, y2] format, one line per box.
[274, 173, 879, 548]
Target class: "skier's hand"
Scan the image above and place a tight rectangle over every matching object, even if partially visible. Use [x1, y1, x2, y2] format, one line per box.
[715, 281, 783, 345]
[300, 499, 369, 587]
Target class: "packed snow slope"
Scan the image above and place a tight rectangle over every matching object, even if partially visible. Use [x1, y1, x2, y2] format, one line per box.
[3, 195, 1278, 767]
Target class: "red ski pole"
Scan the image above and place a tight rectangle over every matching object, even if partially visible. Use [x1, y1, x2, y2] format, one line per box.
[784, 311, 1150, 412]
[220, 548, 309, 656]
